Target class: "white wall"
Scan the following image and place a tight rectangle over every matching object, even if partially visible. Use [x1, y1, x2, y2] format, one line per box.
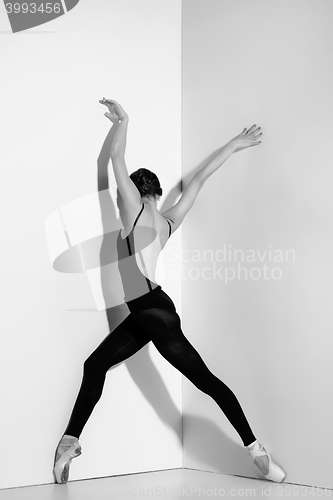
[0, 0, 182, 488]
[182, 0, 333, 488]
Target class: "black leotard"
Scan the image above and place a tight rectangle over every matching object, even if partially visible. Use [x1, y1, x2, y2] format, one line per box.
[116, 203, 172, 303]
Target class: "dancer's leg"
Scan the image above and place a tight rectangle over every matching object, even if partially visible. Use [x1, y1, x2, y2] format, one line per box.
[64, 312, 150, 439]
[129, 290, 256, 446]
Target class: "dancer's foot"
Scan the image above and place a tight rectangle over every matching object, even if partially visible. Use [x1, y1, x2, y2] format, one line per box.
[246, 440, 286, 483]
[53, 434, 82, 484]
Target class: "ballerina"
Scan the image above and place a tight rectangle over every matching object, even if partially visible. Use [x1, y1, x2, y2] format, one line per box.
[53, 98, 285, 485]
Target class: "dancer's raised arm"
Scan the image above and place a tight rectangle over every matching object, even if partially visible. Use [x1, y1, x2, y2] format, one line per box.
[100, 98, 141, 213]
[162, 125, 262, 232]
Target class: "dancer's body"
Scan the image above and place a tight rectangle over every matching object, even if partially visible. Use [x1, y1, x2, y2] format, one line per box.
[53, 99, 286, 484]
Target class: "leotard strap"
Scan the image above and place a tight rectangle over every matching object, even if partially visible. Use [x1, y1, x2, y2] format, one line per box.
[166, 218, 172, 238]
[131, 203, 145, 234]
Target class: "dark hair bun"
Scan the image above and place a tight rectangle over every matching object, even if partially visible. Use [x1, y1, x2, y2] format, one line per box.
[129, 168, 162, 198]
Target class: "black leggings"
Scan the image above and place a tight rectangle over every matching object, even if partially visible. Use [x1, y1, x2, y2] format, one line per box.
[64, 286, 256, 447]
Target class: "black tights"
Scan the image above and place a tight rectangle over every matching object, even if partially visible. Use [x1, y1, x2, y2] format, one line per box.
[64, 287, 256, 447]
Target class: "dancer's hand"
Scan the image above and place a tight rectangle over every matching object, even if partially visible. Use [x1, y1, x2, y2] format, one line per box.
[231, 125, 262, 153]
[99, 98, 128, 122]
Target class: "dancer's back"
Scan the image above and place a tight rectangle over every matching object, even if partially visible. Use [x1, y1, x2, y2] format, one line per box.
[117, 201, 172, 302]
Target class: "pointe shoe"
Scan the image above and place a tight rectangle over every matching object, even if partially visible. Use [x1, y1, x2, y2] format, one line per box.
[247, 441, 286, 483]
[53, 434, 82, 484]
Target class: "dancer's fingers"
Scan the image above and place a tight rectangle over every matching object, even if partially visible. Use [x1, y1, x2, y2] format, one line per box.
[246, 124, 257, 134]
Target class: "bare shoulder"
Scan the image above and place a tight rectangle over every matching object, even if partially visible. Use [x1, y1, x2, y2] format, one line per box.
[160, 174, 203, 231]
[160, 206, 181, 234]
[140, 204, 175, 244]
[125, 201, 143, 218]
[121, 200, 144, 231]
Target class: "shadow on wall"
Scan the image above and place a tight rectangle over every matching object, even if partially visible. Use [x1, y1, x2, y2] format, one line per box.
[97, 121, 185, 443]
[183, 413, 262, 480]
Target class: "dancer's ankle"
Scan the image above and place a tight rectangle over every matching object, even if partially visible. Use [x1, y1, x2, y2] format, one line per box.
[245, 439, 257, 450]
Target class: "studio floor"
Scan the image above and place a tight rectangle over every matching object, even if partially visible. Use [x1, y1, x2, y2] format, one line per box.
[0, 468, 330, 500]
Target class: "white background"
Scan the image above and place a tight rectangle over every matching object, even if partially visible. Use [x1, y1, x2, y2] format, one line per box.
[182, 0, 333, 488]
[0, 0, 182, 488]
